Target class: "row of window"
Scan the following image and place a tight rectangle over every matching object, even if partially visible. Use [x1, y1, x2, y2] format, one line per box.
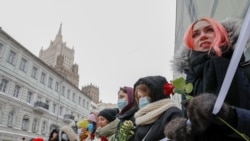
[0, 78, 86, 118]
[2, 108, 57, 135]
[0, 42, 89, 109]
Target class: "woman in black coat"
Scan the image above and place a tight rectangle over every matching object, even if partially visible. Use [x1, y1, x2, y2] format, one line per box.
[167, 17, 250, 141]
[131, 75, 183, 141]
[172, 17, 250, 110]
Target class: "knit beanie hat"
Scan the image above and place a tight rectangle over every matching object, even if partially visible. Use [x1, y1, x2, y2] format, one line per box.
[134, 75, 169, 102]
[98, 108, 119, 122]
[87, 113, 97, 123]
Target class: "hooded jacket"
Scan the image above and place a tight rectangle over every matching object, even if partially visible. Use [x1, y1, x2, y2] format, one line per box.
[131, 76, 183, 141]
[172, 18, 250, 110]
[171, 18, 250, 141]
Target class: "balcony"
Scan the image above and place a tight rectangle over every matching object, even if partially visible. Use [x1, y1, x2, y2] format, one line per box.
[33, 101, 49, 113]
[63, 114, 74, 123]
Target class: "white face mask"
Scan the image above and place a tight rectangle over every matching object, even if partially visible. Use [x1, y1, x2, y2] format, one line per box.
[77, 128, 81, 134]
[117, 98, 128, 110]
[139, 97, 150, 109]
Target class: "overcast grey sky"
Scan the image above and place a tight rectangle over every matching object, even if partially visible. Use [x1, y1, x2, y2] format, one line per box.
[1, 0, 176, 104]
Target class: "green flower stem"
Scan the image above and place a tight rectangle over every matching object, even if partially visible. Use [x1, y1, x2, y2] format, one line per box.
[217, 117, 250, 141]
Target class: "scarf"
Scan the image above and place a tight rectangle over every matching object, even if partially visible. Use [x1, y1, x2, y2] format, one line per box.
[134, 98, 178, 126]
[95, 118, 119, 138]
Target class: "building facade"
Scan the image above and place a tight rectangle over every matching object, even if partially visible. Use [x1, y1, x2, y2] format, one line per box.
[0, 27, 91, 141]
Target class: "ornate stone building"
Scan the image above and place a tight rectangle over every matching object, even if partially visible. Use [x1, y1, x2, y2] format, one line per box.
[0, 27, 91, 141]
[39, 24, 79, 87]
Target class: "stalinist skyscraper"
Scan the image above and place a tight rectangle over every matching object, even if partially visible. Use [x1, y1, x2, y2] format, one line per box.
[39, 24, 79, 87]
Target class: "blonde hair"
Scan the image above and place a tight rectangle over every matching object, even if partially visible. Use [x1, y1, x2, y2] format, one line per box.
[184, 17, 229, 56]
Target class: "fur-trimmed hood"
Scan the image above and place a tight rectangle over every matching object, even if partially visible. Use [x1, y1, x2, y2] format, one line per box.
[171, 18, 249, 73]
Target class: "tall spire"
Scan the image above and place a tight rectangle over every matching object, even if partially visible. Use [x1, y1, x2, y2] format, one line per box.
[54, 23, 63, 44]
[58, 23, 62, 36]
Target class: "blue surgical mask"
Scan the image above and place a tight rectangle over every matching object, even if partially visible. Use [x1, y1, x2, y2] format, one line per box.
[117, 98, 128, 110]
[139, 97, 150, 109]
[88, 123, 94, 132]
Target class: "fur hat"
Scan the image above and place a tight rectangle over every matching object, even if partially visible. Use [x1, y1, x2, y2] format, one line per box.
[98, 108, 119, 122]
[134, 75, 169, 102]
[87, 113, 96, 123]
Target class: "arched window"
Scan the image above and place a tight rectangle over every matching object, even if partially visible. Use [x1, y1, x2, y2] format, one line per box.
[22, 115, 29, 131]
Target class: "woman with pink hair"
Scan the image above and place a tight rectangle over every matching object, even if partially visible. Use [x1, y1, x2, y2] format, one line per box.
[173, 17, 250, 109]
[168, 17, 250, 141]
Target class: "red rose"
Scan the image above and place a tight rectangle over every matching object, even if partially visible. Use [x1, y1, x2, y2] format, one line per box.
[101, 136, 108, 141]
[163, 82, 174, 96]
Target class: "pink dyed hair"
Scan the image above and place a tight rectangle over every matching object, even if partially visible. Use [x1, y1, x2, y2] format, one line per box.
[183, 17, 229, 56]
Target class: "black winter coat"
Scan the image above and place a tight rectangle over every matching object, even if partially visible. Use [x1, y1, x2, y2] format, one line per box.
[115, 106, 138, 140]
[186, 50, 250, 110]
[132, 107, 183, 141]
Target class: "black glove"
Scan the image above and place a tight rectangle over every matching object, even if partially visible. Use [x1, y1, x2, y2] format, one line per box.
[164, 117, 193, 141]
[182, 93, 237, 133]
[164, 93, 238, 141]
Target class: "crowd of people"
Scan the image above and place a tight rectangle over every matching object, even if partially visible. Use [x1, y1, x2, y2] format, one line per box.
[28, 16, 250, 141]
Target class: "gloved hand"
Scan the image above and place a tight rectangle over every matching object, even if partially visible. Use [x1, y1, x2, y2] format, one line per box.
[182, 93, 237, 133]
[164, 117, 193, 141]
[164, 93, 237, 141]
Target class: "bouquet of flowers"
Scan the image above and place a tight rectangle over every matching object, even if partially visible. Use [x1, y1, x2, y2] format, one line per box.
[116, 120, 135, 141]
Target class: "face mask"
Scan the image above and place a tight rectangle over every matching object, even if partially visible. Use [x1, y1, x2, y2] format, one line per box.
[61, 133, 68, 141]
[117, 98, 128, 110]
[139, 97, 150, 109]
[77, 128, 82, 134]
[88, 123, 94, 132]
